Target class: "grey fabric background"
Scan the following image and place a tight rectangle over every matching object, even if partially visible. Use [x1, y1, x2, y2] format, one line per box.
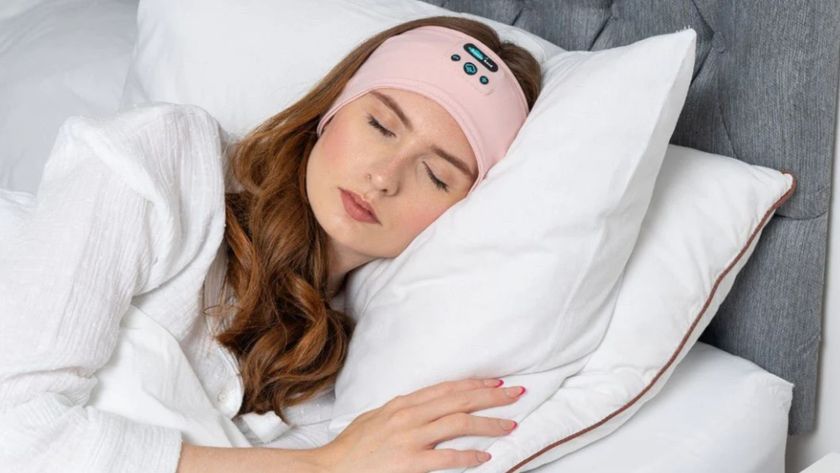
[419, 0, 840, 434]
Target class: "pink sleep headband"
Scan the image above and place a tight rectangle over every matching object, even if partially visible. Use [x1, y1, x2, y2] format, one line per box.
[316, 25, 529, 195]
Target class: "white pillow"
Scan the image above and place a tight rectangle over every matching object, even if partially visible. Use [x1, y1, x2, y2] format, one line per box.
[119, 0, 562, 137]
[329, 32, 697, 473]
[542, 342, 794, 473]
[493, 144, 795, 471]
[0, 0, 137, 193]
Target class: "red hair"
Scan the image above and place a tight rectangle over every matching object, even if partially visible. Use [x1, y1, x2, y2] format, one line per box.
[204, 15, 543, 424]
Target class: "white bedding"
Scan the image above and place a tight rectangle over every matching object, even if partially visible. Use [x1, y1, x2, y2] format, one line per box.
[0, 2, 794, 471]
[531, 342, 792, 473]
[261, 342, 793, 473]
[78, 290, 798, 473]
[0, 183, 799, 471]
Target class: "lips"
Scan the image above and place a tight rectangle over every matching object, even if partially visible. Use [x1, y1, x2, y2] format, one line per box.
[341, 188, 380, 223]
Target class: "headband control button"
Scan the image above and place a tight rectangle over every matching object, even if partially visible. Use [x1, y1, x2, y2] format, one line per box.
[480, 76, 489, 84]
[464, 62, 477, 75]
[463, 43, 499, 72]
[450, 54, 461, 61]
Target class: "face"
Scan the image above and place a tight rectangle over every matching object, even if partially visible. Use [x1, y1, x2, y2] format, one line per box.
[306, 87, 478, 267]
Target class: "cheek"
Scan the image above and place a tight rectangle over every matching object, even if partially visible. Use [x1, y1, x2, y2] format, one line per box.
[309, 120, 362, 191]
[322, 116, 371, 163]
[318, 130, 348, 169]
[397, 200, 449, 239]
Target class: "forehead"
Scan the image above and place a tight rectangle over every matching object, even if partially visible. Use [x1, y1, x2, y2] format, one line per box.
[368, 88, 455, 123]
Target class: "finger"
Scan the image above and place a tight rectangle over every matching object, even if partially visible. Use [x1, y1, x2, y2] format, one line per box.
[415, 448, 492, 471]
[417, 413, 517, 446]
[405, 385, 525, 426]
[387, 378, 502, 412]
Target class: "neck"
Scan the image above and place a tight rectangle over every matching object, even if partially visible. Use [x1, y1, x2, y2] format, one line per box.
[326, 238, 371, 300]
[327, 274, 346, 300]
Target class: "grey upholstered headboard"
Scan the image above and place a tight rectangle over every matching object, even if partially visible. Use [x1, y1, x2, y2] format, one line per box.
[419, 0, 840, 435]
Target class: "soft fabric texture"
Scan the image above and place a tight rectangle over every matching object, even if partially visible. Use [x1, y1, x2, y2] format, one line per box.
[0, 103, 348, 473]
[0, 189, 34, 232]
[0, 2, 820, 469]
[0, 0, 137, 193]
[89, 304, 253, 449]
[491, 144, 795, 471]
[20, 0, 830, 435]
[0, 103, 229, 473]
[117, 0, 703, 470]
[416, 0, 838, 436]
[119, 0, 562, 137]
[2, 130, 793, 473]
[533, 342, 793, 473]
[92, 254, 339, 450]
[315, 25, 530, 196]
[266, 341, 795, 473]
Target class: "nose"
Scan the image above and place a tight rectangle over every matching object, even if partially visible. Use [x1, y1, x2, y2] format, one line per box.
[367, 151, 413, 195]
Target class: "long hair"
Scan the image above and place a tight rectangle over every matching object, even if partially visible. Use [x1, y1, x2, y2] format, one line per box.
[206, 15, 543, 424]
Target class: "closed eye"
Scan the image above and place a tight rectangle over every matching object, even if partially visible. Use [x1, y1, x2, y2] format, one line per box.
[367, 114, 395, 138]
[366, 114, 450, 192]
[423, 163, 448, 192]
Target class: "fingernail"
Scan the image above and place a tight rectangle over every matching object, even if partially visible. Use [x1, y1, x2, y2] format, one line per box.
[505, 386, 525, 397]
[484, 379, 504, 387]
[498, 419, 517, 430]
[477, 451, 492, 462]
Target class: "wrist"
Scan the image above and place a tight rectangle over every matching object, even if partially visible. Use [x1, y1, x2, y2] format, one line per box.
[288, 445, 333, 473]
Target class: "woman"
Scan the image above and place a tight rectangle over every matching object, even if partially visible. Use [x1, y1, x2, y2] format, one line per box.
[1, 15, 542, 473]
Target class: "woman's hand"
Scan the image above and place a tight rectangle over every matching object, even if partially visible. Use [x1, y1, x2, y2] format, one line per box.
[311, 378, 525, 473]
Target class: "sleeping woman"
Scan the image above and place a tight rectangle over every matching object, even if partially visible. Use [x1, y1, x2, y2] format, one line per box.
[0, 15, 541, 473]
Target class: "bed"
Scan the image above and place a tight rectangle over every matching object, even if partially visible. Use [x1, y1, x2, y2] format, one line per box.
[0, 1, 837, 472]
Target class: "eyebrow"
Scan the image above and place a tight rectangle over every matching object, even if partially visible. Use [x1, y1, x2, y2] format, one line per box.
[370, 90, 477, 182]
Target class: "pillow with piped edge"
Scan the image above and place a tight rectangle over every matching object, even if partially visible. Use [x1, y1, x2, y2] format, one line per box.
[481, 144, 795, 472]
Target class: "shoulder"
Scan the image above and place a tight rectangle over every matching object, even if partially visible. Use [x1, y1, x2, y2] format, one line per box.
[73, 102, 221, 131]
[57, 102, 227, 167]
[50, 102, 229, 205]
